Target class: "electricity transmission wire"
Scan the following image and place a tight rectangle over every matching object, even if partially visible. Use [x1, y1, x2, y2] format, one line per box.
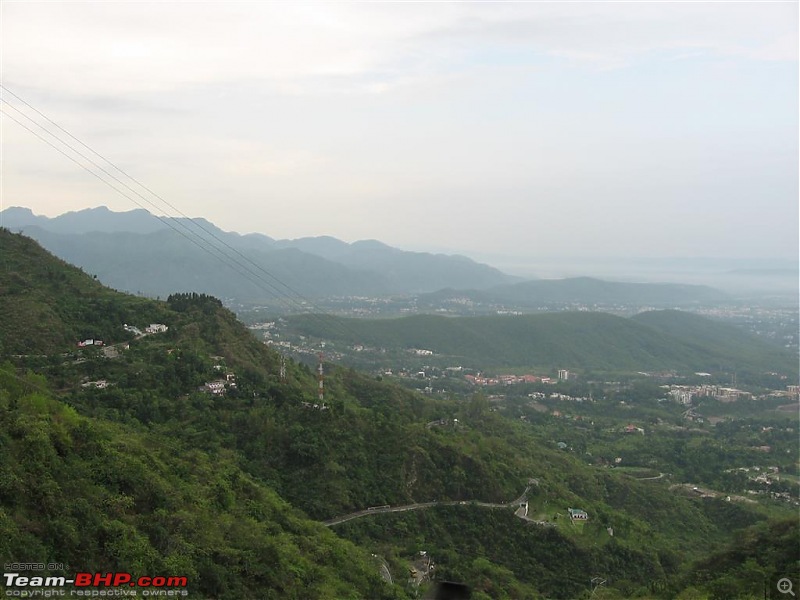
[2, 84, 334, 315]
[0, 86, 361, 344]
[0, 95, 314, 315]
[1, 101, 352, 343]
[0, 106, 281, 302]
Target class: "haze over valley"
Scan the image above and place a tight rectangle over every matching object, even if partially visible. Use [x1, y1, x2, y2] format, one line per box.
[1, 2, 797, 599]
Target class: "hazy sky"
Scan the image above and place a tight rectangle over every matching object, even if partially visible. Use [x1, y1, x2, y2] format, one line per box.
[2, 2, 798, 261]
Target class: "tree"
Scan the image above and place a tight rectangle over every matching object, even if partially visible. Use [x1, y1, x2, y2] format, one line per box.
[467, 392, 489, 420]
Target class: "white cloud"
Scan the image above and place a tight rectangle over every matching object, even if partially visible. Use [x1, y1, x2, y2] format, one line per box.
[4, 3, 795, 97]
[2, 2, 796, 259]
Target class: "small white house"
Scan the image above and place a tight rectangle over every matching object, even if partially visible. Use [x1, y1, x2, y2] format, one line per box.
[568, 508, 588, 521]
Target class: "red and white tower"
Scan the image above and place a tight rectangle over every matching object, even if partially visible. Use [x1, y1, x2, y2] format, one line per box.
[317, 352, 324, 404]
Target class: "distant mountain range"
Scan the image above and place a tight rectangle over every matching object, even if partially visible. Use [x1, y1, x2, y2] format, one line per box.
[1, 206, 738, 307]
[420, 276, 731, 308]
[0, 206, 516, 299]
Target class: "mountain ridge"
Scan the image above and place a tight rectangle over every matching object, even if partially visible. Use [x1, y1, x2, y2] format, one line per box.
[419, 276, 731, 309]
[1, 206, 516, 297]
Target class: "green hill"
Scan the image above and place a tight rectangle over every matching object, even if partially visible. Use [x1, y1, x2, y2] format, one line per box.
[632, 309, 795, 371]
[0, 367, 400, 599]
[1, 228, 796, 599]
[0, 229, 402, 598]
[680, 518, 799, 599]
[285, 311, 799, 376]
[0, 227, 172, 354]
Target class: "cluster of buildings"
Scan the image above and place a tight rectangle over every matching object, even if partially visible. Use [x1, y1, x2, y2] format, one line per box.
[300, 402, 329, 411]
[81, 379, 110, 389]
[664, 384, 753, 405]
[539, 392, 593, 403]
[549, 410, 578, 420]
[123, 323, 169, 336]
[623, 424, 646, 435]
[426, 418, 459, 429]
[76, 322, 169, 352]
[727, 466, 799, 505]
[771, 385, 800, 401]
[408, 348, 434, 356]
[200, 371, 237, 396]
[352, 344, 380, 353]
[77, 322, 170, 352]
[725, 465, 781, 485]
[466, 373, 551, 386]
[463, 369, 573, 387]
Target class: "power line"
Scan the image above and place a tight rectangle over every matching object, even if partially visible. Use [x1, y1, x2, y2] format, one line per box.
[0, 86, 360, 338]
[1, 83, 333, 313]
[0, 99, 301, 305]
[0, 89, 364, 343]
[2, 102, 347, 340]
[0, 107, 282, 301]
[1, 99, 319, 318]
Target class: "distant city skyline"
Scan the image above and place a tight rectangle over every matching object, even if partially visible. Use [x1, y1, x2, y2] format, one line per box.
[2, 2, 797, 260]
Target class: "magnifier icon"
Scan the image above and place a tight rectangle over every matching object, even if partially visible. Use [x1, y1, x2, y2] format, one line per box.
[778, 578, 795, 596]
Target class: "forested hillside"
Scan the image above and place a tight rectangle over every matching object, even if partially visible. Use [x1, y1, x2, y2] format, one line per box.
[285, 311, 799, 377]
[1, 229, 796, 599]
[0, 367, 397, 599]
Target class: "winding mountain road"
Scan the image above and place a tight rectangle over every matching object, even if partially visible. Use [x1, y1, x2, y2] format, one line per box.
[323, 484, 533, 527]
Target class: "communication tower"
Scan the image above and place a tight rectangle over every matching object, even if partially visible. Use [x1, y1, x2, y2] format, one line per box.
[317, 352, 325, 404]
